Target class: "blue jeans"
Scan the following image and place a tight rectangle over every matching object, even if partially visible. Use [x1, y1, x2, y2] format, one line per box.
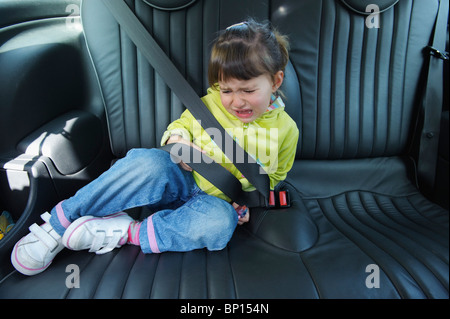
[49, 148, 238, 254]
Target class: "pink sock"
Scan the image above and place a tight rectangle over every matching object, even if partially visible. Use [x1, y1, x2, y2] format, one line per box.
[127, 221, 141, 246]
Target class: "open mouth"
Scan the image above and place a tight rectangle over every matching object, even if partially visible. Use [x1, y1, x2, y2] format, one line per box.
[235, 109, 253, 119]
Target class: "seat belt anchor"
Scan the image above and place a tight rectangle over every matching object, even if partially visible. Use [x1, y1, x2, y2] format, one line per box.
[426, 46, 449, 61]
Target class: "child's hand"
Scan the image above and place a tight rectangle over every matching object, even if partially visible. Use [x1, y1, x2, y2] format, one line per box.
[166, 135, 204, 172]
[238, 210, 250, 225]
[232, 202, 250, 225]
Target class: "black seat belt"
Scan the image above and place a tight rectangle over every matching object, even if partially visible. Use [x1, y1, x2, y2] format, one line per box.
[417, 0, 449, 193]
[100, 0, 270, 207]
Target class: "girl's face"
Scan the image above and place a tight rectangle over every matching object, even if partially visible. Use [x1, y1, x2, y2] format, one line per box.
[218, 71, 284, 123]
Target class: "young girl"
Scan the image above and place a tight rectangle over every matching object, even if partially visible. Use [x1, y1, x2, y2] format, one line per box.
[11, 19, 299, 276]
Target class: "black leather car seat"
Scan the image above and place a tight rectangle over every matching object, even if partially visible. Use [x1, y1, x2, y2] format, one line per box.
[0, 0, 447, 298]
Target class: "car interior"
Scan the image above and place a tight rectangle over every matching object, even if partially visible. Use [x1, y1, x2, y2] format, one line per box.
[0, 0, 448, 299]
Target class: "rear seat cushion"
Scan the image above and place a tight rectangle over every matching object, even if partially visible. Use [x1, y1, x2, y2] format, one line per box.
[0, 158, 447, 299]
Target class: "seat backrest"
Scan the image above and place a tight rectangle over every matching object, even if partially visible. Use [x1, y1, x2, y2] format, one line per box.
[81, 0, 271, 158]
[82, 0, 441, 161]
[275, 0, 441, 160]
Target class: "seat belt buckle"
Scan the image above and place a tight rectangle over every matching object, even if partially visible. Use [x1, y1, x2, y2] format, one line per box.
[278, 190, 290, 208]
[269, 190, 276, 207]
[268, 189, 291, 209]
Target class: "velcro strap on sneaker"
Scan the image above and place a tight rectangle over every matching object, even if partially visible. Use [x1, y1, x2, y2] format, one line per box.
[89, 231, 106, 253]
[29, 223, 59, 251]
[40, 212, 51, 223]
[95, 231, 123, 255]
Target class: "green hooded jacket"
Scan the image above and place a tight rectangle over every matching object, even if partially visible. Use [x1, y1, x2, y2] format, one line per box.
[161, 87, 299, 202]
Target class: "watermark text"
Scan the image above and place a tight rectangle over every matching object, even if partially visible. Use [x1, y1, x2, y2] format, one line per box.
[366, 4, 380, 29]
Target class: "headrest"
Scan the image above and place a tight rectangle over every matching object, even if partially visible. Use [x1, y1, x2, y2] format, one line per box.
[142, 0, 198, 11]
[339, 0, 399, 15]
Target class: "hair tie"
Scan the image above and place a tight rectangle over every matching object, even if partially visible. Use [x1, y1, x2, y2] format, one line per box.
[226, 21, 248, 30]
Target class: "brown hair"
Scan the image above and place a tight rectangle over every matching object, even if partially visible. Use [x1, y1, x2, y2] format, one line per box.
[208, 19, 289, 95]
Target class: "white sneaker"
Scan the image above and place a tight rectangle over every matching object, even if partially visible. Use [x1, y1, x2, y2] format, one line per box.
[11, 212, 64, 276]
[62, 212, 133, 255]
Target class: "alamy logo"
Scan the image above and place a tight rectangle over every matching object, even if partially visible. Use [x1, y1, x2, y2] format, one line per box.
[366, 4, 381, 29]
[65, 264, 80, 289]
[365, 264, 380, 288]
[65, 4, 80, 29]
